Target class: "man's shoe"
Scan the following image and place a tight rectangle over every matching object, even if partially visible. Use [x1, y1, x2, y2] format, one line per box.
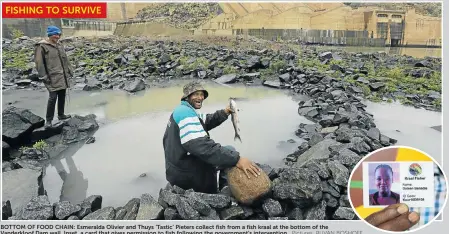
[58, 114, 71, 120]
[44, 121, 52, 128]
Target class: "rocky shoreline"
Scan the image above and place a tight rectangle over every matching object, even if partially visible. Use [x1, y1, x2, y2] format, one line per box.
[2, 35, 441, 220]
[2, 35, 441, 111]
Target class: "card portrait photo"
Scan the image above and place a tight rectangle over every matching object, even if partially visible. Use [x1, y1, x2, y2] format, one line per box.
[364, 162, 401, 207]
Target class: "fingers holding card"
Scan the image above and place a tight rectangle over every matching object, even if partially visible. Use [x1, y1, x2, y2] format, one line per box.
[348, 146, 448, 232]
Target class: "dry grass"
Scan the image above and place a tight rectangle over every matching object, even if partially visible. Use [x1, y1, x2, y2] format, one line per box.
[226, 166, 272, 205]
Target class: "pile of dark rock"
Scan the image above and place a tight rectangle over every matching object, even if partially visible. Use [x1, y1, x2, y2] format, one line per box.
[135, 3, 222, 30]
[2, 36, 441, 111]
[2, 106, 99, 220]
[3, 165, 355, 220]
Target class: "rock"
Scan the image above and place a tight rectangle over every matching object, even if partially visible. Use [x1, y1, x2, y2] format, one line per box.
[318, 115, 334, 127]
[114, 208, 127, 220]
[185, 192, 213, 216]
[164, 207, 180, 220]
[308, 133, 324, 146]
[220, 206, 244, 220]
[278, 73, 291, 82]
[287, 208, 304, 220]
[262, 198, 283, 217]
[2, 201, 13, 220]
[428, 91, 441, 100]
[369, 82, 385, 91]
[227, 166, 271, 205]
[21, 195, 54, 220]
[240, 206, 255, 219]
[431, 125, 442, 132]
[262, 80, 283, 88]
[83, 207, 116, 220]
[123, 79, 146, 92]
[122, 198, 140, 220]
[319, 52, 333, 60]
[333, 207, 355, 220]
[159, 189, 180, 207]
[415, 60, 431, 68]
[195, 192, 231, 209]
[54, 201, 81, 220]
[272, 168, 323, 206]
[367, 127, 381, 141]
[201, 209, 220, 220]
[172, 185, 186, 194]
[77, 195, 102, 219]
[321, 126, 338, 134]
[305, 160, 330, 179]
[2, 168, 44, 216]
[327, 160, 349, 187]
[86, 136, 96, 144]
[3, 141, 11, 159]
[2, 106, 44, 147]
[321, 181, 340, 198]
[136, 193, 163, 220]
[215, 74, 237, 84]
[295, 139, 341, 168]
[83, 79, 102, 91]
[175, 197, 200, 220]
[305, 200, 327, 220]
[349, 137, 371, 154]
[333, 148, 362, 167]
[31, 123, 65, 143]
[20, 148, 49, 161]
[339, 195, 351, 207]
[323, 193, 338, 208]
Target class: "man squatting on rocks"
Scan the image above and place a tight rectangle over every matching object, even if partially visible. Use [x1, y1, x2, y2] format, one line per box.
[163, 81, 261, 193]
[34, 26, 72, 128]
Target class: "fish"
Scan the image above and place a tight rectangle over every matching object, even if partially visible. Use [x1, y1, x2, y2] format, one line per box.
[229, 98, 242, 142]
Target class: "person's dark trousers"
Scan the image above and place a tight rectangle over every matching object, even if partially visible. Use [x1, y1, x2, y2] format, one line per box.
[217, 145, 237, 191]
[46, 89, 66, 122]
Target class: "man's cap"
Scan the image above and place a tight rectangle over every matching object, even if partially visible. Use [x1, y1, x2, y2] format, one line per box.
[181, 81, 209, 100]
[47, 26, 61, 37]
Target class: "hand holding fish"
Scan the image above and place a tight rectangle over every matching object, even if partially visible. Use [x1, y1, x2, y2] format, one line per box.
[224, 104, 234, 115]
[236, 157, 261, 179]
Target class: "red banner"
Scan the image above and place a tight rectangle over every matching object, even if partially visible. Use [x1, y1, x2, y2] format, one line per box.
[2, 2, 107, 18]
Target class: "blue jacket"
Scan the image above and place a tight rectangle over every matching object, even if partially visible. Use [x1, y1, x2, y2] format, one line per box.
[162, 101, 240, 193]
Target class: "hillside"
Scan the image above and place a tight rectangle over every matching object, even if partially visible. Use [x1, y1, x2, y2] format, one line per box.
[343, 2, 441, 17]
[135, 3, 222, 30]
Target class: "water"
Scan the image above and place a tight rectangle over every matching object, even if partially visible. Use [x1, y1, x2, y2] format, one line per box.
[316, 46, 441, 58]
[364, 100, 442, 164]
[2, 81, 441, 208]
[35, 82, 310, 207]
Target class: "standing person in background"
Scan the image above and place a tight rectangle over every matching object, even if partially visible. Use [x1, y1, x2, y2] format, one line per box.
[34, 25, 73, 128]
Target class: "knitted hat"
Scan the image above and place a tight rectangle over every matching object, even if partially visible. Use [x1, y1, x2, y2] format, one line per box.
[47, 26, 61, 37]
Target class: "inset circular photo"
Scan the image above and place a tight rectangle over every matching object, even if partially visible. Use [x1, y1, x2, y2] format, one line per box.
[348, 146, 447, 232]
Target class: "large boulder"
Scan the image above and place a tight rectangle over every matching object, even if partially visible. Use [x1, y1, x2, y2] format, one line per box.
[2, 106, 44, 147]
